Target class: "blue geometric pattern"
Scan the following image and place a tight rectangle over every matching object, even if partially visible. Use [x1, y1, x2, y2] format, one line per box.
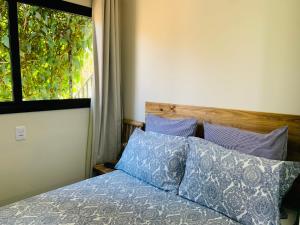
[145, 114, 198, 137]
[0, 171, 240, 225]
[116, 129, 188, 191]
[203, 122, 288, 160]
[179, 137, 300, 225]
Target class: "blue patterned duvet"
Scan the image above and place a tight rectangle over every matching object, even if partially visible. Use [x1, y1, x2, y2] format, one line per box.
[0, 170, 240, 225]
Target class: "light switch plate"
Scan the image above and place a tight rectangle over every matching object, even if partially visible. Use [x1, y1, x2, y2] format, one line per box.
[16, 126, 26, 141]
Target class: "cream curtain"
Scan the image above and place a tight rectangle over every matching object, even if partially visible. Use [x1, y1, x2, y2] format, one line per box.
[86, 0, 122, 177]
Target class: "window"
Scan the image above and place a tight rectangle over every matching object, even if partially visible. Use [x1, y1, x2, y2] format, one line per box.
[18, 3, 93, 100]
[0, 0, 12, 102]
[0, 0, 92, 113]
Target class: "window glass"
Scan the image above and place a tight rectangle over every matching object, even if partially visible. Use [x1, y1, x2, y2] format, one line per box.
[0, 0, 13, 101]
[18, 3, 93, 100]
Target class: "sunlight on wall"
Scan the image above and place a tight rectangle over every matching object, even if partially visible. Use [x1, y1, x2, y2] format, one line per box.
[121, 0, 300, 121]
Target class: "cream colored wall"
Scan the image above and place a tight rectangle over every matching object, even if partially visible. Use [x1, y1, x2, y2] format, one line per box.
[121, 0, 300, 121]
[0, 109, 89, 206]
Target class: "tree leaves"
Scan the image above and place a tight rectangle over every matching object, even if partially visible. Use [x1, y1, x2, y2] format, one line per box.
[1, 35, 9, 48]
[0, 1, 94, 101]
[0, 0, 12, 101]
[35, 12, 41, 20]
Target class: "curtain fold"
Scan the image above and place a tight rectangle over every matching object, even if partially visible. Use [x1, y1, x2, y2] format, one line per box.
[86, 0, 122, 178]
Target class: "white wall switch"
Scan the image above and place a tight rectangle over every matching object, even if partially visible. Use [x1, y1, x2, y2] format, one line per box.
[16, 126, 26, 141]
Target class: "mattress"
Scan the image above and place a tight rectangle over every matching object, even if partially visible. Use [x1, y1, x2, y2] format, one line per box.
[0, 170, 240, 225]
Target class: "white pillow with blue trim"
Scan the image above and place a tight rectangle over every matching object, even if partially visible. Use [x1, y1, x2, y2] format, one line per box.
[179, 137, 300, 225]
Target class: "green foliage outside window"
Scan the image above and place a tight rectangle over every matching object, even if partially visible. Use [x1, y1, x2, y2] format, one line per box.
[0, 0, 12, 101]
[0, 1, 93, 101]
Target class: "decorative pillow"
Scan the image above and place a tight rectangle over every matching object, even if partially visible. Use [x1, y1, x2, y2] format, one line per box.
[179, 137, 300, 225]
[203, 122, 288, 160]
[145, 114, 198, 137]
[115, 128, 188, 191]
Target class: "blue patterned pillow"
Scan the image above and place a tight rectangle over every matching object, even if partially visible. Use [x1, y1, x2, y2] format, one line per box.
[116, 129, 188, 191]
[203, 122, 288, 160]
[179, 137, 300, 225]
[145, 114, 198, 137]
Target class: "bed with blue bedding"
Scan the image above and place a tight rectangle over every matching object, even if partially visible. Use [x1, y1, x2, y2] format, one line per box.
[1, 116, 299, 225]
[0, 170, 240, 225]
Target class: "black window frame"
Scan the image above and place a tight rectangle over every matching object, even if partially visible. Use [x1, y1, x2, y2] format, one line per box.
[0, 0, 92, 114]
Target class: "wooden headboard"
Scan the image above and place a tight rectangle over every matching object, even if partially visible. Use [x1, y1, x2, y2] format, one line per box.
[145, 101, 300, 207]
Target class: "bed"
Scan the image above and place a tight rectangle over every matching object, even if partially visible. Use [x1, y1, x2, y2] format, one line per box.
[144, 102, 300, 206]
[0, 171, 240, 225]
[1, 102, 300, 225]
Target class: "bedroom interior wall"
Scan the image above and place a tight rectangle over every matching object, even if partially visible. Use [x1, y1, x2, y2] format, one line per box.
[121, 0, 300, 121]
[0, 109, 89, 206]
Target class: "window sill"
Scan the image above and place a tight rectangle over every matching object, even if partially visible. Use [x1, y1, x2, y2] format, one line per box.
[0, 99, 90, 114]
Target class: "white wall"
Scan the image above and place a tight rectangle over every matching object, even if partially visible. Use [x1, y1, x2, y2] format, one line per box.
[121, 0, 300, 121]
[0, 109, 89, 206]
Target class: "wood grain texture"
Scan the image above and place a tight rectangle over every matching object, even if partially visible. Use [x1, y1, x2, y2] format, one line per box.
[93, 164, 115, 175]
[146, 102, 300, 161]
[145, 101, 300, 206]
[122, 119, 144, 144]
